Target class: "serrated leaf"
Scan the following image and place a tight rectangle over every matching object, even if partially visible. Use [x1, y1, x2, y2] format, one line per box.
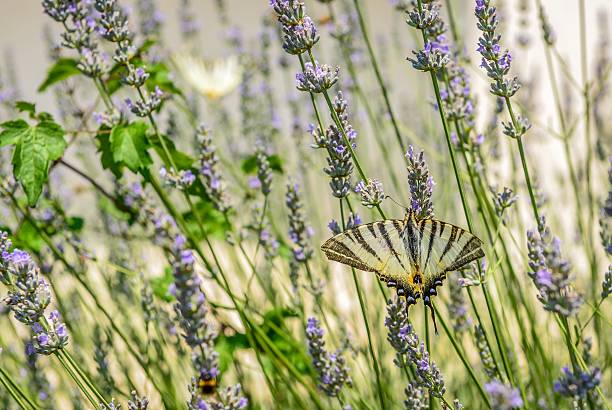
[0, 118, 66, 206]
[110, 121, 152, 173]
[37, 58, 81, 92]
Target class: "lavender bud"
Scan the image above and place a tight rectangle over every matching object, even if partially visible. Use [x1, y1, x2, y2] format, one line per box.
[355, 179, 385, 208]
[474, 325, 499, 379]
[286, 181, 313, 262]
[271, 0, 320, 55]
[602, 266, 611, 299]
[554, 366, 601, 399]
[296, 61, 339, 93]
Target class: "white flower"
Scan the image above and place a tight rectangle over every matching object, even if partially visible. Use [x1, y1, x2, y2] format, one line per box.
[172, 52, 242, 99]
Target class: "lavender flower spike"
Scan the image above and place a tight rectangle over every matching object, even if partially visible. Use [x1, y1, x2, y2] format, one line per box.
[0, 232, 68, 354]
[271, 0, 319, 55]
[526, 216, 583, 316]
[305, 317, 352, 397]
[355, 179, 385, 208]
[406, 146, 435, 220]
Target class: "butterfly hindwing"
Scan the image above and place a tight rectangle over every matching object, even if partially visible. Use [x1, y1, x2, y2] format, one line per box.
[321, 220, 413, 290]
[417, 218, 485, 290]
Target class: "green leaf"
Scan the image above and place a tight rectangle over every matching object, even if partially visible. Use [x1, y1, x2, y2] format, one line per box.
[14, 101, 36, 117]
[147, 133, 194, 170]
[0, 118, 67, 206]
[13, 220, 44, 253]
[217, 333, 250, 375]
[181, 200, 230, 240]
[241, 154, 284, 174]
[150, 268, 175, 302]
[37, 58, 81, 92]
[66, 216, 84, 232]
[110, 121, 152, 173]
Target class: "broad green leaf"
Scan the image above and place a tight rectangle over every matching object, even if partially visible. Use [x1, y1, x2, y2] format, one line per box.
[37, 58, 80, 92]
[13, 220, 44, 253]
[0, 118, 66, 206]
[147, 133, 195, 170]
[110, 121, 152, 173]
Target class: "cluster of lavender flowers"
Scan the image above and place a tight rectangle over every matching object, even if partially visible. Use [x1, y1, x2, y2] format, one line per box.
[271, 0, 319, 55]
[119, 184, 246, 409]
[355, 179, 385, 209]
[553, 366, 601, 401]
[406, 146, 435, 220]
[310, 92, 357, 199]
[526, 217, 583, 316]
[160, 167, 196, 191]
[447, 276, 471, 334]
[296, 61, 339, 94]
[474, 325, 499, 379]
[327, 213, 362, 236]
[385, 298, 446, 399]
[197, 125, 231, 212]
[407, 0, 450, 72]
[255, 145, 273, 196]
[305, 317, 352, 397]
[285, 181, 313, 262]
[493, 187, 518, 220]
[484, 380, 522, 409]
[474, 0, 520, 98]
[0, 232, 68, 355]
[92, 0, 163, 117]
[42, 0, 106, 77]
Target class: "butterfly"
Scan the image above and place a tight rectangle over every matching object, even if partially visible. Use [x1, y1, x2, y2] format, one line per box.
[321, 208, 484, 332]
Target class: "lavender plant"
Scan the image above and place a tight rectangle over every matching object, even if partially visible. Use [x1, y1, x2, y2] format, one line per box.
[0, 0, 609, 408]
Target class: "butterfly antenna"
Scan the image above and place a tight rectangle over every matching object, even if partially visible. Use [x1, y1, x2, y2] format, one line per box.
[385, 195, 410, 211]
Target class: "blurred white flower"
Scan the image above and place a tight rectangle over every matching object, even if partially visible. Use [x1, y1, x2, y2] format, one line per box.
[172, 52, 242, 99]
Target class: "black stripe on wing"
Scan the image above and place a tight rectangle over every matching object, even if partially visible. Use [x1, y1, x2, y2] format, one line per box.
[321, 238, 376, 272]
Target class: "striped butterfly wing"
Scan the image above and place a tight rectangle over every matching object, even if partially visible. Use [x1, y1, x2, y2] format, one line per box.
[416, 218, 485, 297]
[321, 220, 413, 290]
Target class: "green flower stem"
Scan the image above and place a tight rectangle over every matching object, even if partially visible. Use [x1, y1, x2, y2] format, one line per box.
[431, 303, 490, 406]
[329, 3, 404, 193]
[502, 97, 540, 222]
[340, 200, 387, 410]
[0, 366, 38, 410]
[423, 65, 513, 385]
[55, 351, 99, 408]
[578, 0, 595, 246]
[58, 349, 108, 406]
[351, 0, 406, 154]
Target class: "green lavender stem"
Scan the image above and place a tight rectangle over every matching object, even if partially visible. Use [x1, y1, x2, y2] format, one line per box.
[351, 0, 406, 154]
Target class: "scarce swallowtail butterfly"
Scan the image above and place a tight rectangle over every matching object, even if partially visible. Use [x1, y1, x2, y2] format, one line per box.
[321, 208, 484, 332]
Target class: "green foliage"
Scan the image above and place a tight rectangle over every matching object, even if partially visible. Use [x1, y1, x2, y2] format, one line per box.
[181, 200, 230, 240]
[37, 58, 81, 92]
[147, 133, 195, 170]
[12, 220, 44, 253]
[216, 332, 250, 375]
[260, 308, 311, 374]
[0, 109, 67, 206]
[111, 121, 152, 172]
[151, 268, 175, 302]
[241, 154, 284, 174]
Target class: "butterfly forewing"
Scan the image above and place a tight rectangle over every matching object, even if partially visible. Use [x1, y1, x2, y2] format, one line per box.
[321, 220, 413, 290]
[417, 218, 485, 286]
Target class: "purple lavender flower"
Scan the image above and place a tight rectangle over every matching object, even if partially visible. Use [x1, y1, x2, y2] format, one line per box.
[475, 0, 520, 97]
[600, 158, 612, 255]
[305, 317, 352, 397]
[602, 266, 611, 299]
[526, 217, 583, 316]
[554, 366, 601, 399]
[474, 325, 499, 379]
[385, 298, 446, 398]
[0, 234, 68, 354]
[285, 181, 313, 262]
[271, 0, 319, 55]
[448, 276, 471, 333]
[255, 145, 273, 196]
[406, 146, 435, 220]
[127, 390, 149, 410]
[355, 179, 385, 208]
[484, 380, 523, 409]
[296, 61, 339, 93]
[197, 125, 230, 212]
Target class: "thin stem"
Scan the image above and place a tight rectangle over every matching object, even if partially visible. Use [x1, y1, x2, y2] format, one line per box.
[340, 199, 387, 410]
[0, 366, 38, 410]
[351, 0, 406, 154]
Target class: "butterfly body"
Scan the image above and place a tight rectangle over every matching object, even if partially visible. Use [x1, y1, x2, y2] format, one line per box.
[321, 210, 484, 310]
